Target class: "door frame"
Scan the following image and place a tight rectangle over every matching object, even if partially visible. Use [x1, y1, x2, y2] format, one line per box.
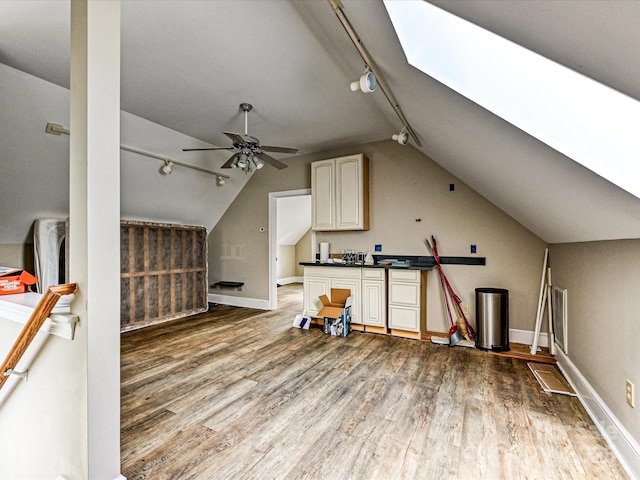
[268, 188, 314, 310]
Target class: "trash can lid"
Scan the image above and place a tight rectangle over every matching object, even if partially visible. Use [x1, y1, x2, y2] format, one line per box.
[475, 287, 508, 293]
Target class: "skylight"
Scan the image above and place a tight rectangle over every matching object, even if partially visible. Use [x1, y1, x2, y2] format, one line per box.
[384, 1, 640, 199]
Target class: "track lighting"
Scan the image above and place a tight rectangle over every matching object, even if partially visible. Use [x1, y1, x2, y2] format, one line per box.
[392, 127, 409, 145]
[160, 160, 174, 174]
[45, 122, 230, 186]
[350, 68, 376, 93]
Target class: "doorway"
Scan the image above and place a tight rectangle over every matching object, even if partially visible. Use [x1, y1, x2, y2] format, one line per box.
[268, 189, 314, 310]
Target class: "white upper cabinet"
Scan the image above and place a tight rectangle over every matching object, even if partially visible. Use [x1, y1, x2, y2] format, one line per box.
[311, 154, 369, 231]
[311, 159, 335, 230]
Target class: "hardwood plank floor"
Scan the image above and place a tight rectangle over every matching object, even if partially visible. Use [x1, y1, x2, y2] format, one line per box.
[121, 284, 628, 479]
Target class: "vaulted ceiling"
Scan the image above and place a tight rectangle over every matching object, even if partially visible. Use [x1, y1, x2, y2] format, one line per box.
[2, 0, 639, 243]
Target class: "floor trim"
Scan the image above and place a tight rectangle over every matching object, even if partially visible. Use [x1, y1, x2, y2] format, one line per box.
[555, 348, 640, 480]
[207, 293, 270, 310]
[509, 327, 549, 348]
[276, 276, 303, 285]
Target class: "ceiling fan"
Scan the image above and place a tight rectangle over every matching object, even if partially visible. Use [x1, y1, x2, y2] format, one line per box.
[182, 103, 299, 173]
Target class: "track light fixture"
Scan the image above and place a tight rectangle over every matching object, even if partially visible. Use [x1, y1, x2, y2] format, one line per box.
[45, 122, 230, 186]
[392, 126, 409, 145]
[160, 160, 174, 174]
[350, 68, 376, 93]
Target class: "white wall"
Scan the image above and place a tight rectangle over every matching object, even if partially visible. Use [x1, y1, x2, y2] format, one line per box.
[0, 320, 89, 478]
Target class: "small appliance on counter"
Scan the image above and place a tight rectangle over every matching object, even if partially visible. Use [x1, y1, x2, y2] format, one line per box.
[319, 242, 330, 263]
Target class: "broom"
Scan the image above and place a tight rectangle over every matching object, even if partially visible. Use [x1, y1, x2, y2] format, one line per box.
[426, 236, 475, 342]
[424, 237, 461, 346]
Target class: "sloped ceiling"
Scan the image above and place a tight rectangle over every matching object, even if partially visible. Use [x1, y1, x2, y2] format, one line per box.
[1, 0, 639, 243]
[277, 196, 311, 246]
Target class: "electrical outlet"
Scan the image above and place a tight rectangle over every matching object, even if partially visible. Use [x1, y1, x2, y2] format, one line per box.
[626, 380, 635, 408]
[461, 303, 469, 315]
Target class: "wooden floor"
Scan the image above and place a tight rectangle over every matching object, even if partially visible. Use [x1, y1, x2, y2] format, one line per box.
[121, 284, 628, 480]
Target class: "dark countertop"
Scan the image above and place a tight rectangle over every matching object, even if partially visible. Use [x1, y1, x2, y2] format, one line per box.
[300, 255, 485, 271]
[299, 261, 432, 270]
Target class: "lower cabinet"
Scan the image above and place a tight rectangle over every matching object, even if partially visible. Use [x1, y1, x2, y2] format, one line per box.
[361, 268, 386, 333]
[303, 266, 362, 326]
[303, 266, 426, 339]
[302, 274, 330, 318]
[387, 269, 427, 339]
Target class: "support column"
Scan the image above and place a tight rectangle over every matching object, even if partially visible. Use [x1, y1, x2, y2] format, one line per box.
[70, 1, 123, 478]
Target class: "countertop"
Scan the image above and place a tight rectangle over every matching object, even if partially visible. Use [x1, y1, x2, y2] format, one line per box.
[300, 255, 485, 271]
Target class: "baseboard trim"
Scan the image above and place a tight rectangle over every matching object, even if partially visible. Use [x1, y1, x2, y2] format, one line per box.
[509, 328, 549, 348]
[555, 348, 640, 480]
[207, 293, 270, 310]
[276, 276, 303, 285]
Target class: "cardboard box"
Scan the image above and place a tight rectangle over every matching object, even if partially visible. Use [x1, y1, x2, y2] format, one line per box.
[317, 288, 351, 318]
[323, 311, 352, 337]
[0, 267, 38, 295]
[319, 288, 352, 337]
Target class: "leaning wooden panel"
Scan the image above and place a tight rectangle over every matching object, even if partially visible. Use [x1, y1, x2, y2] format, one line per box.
[120, 221, 208, 332]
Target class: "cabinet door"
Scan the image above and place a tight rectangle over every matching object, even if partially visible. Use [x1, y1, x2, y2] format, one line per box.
[311, 160, 335, 230]
[303, 276, 330, 317]
[388, 305, 420, 332]
[389, 282, 420, 308]
[362, 280, 386, 327]
[331, 277, 361, 324]
[336, 155, 364, 230]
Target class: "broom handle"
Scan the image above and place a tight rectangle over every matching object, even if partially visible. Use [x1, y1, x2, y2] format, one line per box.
[431, 237, 475, 338]
[425, 238, 455, 328]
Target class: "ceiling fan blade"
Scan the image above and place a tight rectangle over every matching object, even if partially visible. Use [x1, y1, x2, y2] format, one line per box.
[261, 145, 299, 154]
[182, 147, 234, 152]
[256, 152, 288, 170]
[223, 132, 246, 145]
[221, 152, 241, 169]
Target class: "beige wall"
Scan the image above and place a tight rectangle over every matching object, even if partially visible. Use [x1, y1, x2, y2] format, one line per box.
[0, 243, 34, 271]
[209, 140, 547, 333]
[276, 244, 296, 281]
[208, 150, 312, 296]
[549, 240, 640, 442]
[295, 229, 312, 277]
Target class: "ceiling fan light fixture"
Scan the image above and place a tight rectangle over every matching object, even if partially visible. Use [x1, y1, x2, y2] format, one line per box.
[237, 153, 249, 169]
[185, 103, 297, 172]
[160, 160, 174, 174]
[350, 69, 376, 93]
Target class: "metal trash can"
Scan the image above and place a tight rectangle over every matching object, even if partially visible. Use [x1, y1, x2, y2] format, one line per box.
[475, 288, 509, 352]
